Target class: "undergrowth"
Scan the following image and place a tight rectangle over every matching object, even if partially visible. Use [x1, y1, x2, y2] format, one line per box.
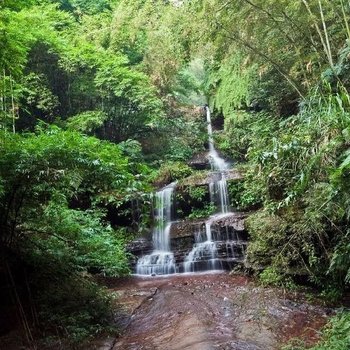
[282, 311, 350, 350]
[223, 84, 350, 294]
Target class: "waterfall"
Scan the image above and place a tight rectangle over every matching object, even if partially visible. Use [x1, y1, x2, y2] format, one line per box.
[184, 106, 232, 273]
[136, 183, 176, 275]
[135, 106, 244, 276]
[205, 106, 230, 212]
[206, 106, 229, 171]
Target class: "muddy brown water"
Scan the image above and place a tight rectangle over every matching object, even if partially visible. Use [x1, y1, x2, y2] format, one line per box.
[103, 272, 330, 350]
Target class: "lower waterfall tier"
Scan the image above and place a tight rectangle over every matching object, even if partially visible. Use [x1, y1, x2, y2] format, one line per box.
[130, 212, 249, 275]
[136, 251, 176, 275]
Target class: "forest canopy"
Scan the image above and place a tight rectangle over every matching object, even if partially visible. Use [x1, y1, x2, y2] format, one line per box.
[1, 0, 350, 348]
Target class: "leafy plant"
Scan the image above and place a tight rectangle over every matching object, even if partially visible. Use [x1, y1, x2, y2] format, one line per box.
[155, 161, 193, 186]
[188, 203, 216, 220]
[282, 312, 350, 350]
[0, 126, 151, 345]
[188, 186, 207, 201]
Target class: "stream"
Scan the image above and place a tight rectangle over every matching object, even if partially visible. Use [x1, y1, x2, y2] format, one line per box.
[95, 272, 331, 350]
[94, 107, 331, 350]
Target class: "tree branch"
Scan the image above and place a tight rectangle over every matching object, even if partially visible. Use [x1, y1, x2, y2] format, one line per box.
[218, 24, 305, 99]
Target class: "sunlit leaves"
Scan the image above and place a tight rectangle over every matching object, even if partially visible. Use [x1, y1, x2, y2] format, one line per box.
[66, 110, 108, 133]
[0, 127, 150, 245]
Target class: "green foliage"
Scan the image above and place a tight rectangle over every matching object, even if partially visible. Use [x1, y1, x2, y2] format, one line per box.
[155, 161, 193, 186]
[0, 126, 151, 344]
[70, 0, 112, 14]
[188, 186, 207, 201]
[220, 111, 278, 161]
[4, 0, 350, 345]
[0, 126, 149, 265]
[94, 56, 163, 141]
[27, 258, 115, 346]
[48, 0, 112, 15]
[0, 0, 165, 145]
[283, 312, 350, 350]
[147, 113, 207, 162]
[209, 51, 256, 114]
[37, 202, 130, 276]
[246, 211, 289, 269]
[227, 180, 260, 210]
[172, 59, 207, 105]
[188, 203, 216, 220]
[66, 110, 108, 133]
[175, 184, 214, 220]
[118, 139, 144, 162]
[259, 267, 285, 287]
[328, 230, 350, 286]
[110, 0, 189, 93]
[222, 84, 350, 292]
[306, 312, 350, 350]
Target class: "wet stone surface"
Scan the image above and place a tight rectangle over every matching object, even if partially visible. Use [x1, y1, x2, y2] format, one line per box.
[107, 273, 331, 350]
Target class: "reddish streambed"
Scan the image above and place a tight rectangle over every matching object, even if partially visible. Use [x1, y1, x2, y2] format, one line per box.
[99, 272, 331, 350]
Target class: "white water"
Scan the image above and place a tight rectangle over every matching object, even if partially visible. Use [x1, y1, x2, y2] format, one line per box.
[136, 107, 244, 275]
[206, 107, 229, 171]
[136, 183, 176, 275]
[184, 107, 233, 273]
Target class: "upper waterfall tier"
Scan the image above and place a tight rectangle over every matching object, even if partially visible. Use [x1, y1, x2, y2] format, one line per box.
[182, 106, 235, 272]
[205, 106, 230, 171]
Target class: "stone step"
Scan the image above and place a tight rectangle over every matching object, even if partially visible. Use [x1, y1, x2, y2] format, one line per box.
[170, 212, 249, 239]
[179, 168, 243, 187]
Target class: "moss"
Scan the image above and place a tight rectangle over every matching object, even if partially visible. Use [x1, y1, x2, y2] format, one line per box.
[155, 161, 193, 186]
[178, 170, 211, 187]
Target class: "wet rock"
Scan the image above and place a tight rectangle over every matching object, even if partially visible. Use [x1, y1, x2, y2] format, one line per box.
[187, 151, 211, 170]
[180, 168, 243, 187]
[109, 273, 330, 350]
[126, 238, 153, 255]
[170, 212, 249, 239]
[228, 340, 263, 350]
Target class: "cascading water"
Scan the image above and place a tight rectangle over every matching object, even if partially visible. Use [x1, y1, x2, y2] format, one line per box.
[206, 106, 229, 172]
[206, 105, 230, 214]
[136, 183, 176, 275]
[184, 106, 234, 273]
[135, 106, 245, 275]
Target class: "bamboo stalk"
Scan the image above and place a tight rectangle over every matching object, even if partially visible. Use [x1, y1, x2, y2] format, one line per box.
[318, 0, 334, 67]
[301, 0, 334, 69]
[241, 0, 297, 46]
[3, 70, 7, 117]
[340, 0, 350, 41]
[25, 270, 39, 328]
[218, 24, 305, 99]
[1, 71, 3, 118]
[9, 73, 15, 133]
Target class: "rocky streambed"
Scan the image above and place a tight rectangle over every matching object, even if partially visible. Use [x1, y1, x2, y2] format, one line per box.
[95, 272, 331, 350]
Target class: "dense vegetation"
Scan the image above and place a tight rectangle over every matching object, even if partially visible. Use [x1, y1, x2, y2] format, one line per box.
[0, 0, 205, 347]
[1, 0, 350, 348]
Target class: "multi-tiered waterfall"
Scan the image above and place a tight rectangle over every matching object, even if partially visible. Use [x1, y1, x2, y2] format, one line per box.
[135, 106, 246, 275]
[184, 106, 234, 273]
[136, 183, 176, 275]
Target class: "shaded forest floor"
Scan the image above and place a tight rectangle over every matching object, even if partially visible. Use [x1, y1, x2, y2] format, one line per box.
[93, 272, 333, 350]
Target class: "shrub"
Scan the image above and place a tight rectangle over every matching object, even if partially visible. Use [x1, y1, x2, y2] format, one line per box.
[155, 161, 193, 186]
[282, 312, 350, 350]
